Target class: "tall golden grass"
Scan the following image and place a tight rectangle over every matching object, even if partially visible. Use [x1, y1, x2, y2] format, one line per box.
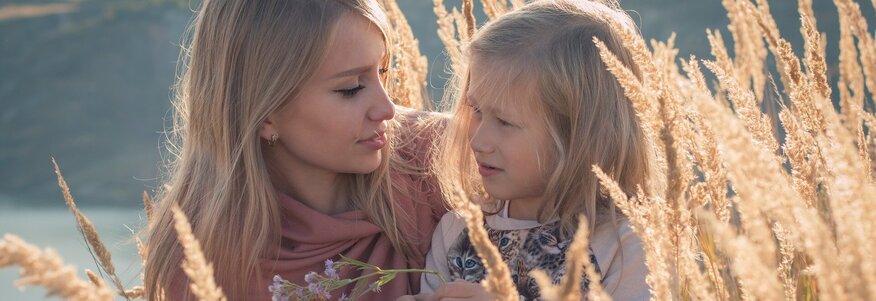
[1, 0, 874, 300]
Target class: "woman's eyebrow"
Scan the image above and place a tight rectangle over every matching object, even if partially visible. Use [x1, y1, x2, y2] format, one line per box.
[331, 65, 372, 79]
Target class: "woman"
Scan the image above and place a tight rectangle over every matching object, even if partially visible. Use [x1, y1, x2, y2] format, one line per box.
[143, 0, 446, 300]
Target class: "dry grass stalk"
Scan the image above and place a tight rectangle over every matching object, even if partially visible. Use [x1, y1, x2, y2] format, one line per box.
[0, 234, 116, 301]
[753, 9, 824, 135]
[433, 0, 466, 75]
[707, 29, 741, 91]
[124, 286, 146, 299]
[593, 166, 674, 300]
[170, 204, 227, 301]
[778, 108, 820, 208]
[859, 125, 873, 182]
[532, 215, 611, 301]
[481, 0, 511, 20]
[787, 207, 850, 300]
[687, 110, 731, 221]
[143, 191, 154, 224]
[650, 34, 680, 79]
[746, 0, 792, 90]
[721, 0, 768, 101]
[800, 13, 831, 101]
[462, 0, 475, 39]
[593, 33, 668, 199]
[859, 107, 876, 172]
[772, 222, 797, 301]
[51, 158, 129, 299]
[798, 0, 817, 48]
[577, 224, 612, 301]
[379, 0, 429, 110]
[611, 23, 663, 113]
[834, 0, 876, 99]
[810, 97, 876, 299]
[698, 212, 785, 300]
[456, 199, 518, 300]
[85, 269, 103, 288]
[837, 11, 866, 133]
[703, 60, 780, 154]
[593, 38, 659, 142]
[687, 62, 791, 270]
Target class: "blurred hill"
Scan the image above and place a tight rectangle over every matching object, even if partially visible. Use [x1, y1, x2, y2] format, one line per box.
[0, 0, 872, 207]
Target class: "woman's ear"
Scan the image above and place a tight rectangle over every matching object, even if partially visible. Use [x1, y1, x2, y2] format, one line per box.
[259, 115, 277, 141]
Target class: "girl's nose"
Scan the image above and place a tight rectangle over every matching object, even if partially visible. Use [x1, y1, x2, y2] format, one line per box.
[469, 125, 494, 154]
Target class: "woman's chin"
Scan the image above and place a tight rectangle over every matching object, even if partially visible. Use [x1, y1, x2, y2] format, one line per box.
[346, 154, 382, 174]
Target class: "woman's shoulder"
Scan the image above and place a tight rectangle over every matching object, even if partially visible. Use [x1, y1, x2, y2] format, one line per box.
[394, 107, 448, 150]
[392, 107, 449, 170]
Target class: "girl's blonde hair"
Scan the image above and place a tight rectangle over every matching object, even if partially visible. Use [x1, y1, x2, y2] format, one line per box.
[435, 0, 650, 237]
[145, 0, 415, 299]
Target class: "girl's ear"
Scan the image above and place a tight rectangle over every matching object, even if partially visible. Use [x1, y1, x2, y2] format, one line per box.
[259, 114, 277, 141]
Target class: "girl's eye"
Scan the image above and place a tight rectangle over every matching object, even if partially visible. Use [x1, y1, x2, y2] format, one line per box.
[497, 117, 514, 127]
[335, 85, 365, 97]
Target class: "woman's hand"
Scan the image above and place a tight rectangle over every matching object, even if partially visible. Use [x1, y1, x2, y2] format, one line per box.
[426, 281, 497, 301]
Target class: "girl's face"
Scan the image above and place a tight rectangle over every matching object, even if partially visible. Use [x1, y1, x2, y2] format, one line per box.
[466, 58, 554, 205]
[261, 13, 394, 176]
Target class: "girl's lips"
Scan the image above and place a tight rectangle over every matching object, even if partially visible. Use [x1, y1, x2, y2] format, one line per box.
[478, 163, 502, 177]
[358, 131, 387, 150]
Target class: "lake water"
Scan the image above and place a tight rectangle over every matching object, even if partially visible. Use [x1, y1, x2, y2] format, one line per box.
[0, 206, 144, 300]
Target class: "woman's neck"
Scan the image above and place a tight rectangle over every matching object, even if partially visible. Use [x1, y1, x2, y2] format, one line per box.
[271, 165, 351, 215]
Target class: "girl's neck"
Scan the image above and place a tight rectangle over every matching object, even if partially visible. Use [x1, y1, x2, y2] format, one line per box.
[506, 196, 544, 220]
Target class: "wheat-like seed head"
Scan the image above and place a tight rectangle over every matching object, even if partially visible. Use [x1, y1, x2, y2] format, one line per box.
[143, 191, 154, 224]
[0, 234, 116, 301]
[52, 158, 129, 298]
[703, 60, 780, 154]
[170, 204, 227, 301]
[457, 200, 518, 300]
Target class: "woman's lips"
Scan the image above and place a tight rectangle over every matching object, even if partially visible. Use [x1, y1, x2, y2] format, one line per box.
[358, 131, 387, 149]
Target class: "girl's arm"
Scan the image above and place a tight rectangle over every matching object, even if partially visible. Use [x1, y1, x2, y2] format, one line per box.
[420, 212, 466, 294]
[592, 218, 651, 301]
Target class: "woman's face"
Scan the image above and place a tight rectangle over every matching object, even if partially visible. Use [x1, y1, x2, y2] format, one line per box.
[261, 13, 394, 176]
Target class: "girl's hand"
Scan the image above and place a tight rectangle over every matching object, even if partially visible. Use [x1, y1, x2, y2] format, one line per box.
[427, 281, 497, 301]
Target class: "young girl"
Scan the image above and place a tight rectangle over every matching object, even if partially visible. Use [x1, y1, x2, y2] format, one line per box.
[144, 0, 446, 300]
[423, 1, 651, 300]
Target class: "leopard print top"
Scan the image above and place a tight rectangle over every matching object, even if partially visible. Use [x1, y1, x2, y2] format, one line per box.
[446, 220, 602, 301]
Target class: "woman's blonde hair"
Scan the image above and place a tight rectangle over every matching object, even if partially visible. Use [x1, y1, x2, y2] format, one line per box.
[434, 0, 651, 238]
[144, 0, 414, 299]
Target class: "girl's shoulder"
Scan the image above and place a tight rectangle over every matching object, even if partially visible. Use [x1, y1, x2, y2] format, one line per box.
[590, 217, 651, 300]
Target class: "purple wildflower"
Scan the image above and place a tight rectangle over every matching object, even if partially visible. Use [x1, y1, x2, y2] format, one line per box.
[304, 271, 319, 284]
[338, 293, 350, 301]
[269, 275, 288, 301]
[324, 259, 339, 279]
[306, 282, 333, 300]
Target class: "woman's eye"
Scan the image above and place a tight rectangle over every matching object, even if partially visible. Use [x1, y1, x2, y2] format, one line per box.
[497, 118, 513, 127]
[335, 85, 365, 97]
